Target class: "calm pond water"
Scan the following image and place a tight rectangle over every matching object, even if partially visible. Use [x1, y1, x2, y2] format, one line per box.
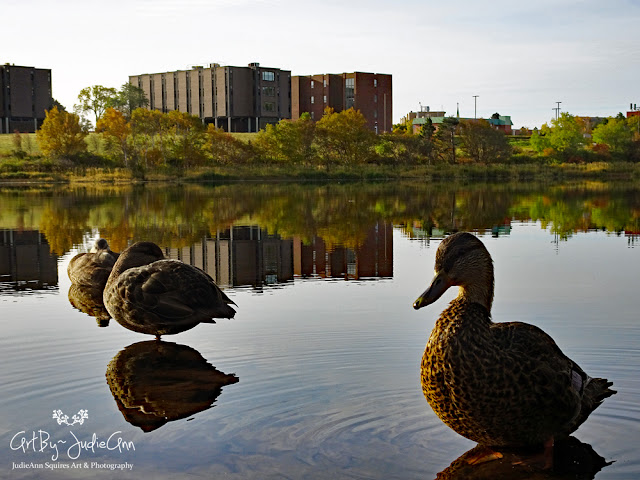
[0, 181, 639, 479]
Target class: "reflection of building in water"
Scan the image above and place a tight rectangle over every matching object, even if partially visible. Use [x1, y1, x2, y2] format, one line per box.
[294, 221, 393, 280]
[160, 221, 393, 288]
[0, 230, 58, 291]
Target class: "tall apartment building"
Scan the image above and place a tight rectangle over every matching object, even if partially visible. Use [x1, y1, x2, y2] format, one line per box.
[0, 64, 52, 133]
[292, 72, 392, 133]
[129, 63, 291, 133]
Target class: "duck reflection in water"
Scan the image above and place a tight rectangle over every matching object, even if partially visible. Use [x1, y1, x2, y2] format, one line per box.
[106, 340, 238, 432]
[436, 437, 611, 479]
[67, 284, 110, 327]
[103, 242, 236, 339]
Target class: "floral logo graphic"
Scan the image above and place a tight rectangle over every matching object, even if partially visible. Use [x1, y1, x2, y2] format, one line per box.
[52, 409, 89, 426]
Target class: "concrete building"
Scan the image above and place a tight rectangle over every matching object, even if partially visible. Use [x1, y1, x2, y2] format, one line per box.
[292, 72, 392, 133]
[0, 64, 52, 133]
[129, 62, 291, 132]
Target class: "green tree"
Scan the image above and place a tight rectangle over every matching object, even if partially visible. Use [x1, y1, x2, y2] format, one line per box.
[113, 84, 149, 119]
[36, 107, 88, 158]
[255, 113, 316, 164]
[74, 85, 118, 127]
[165, 110, 206, 167]
[531, 113, 585, 159]
[459, 119, 512, 163]
[592, 117, 633, 155]
[315, 108, 376, 166]
[434, 117, 459, 164]
[130, 108, 166, 166]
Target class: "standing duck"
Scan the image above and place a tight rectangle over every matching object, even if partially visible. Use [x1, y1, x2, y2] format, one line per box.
[413, 232, 615, 453]
[67, 238, 119, 289]
[104, 241, 236, 338]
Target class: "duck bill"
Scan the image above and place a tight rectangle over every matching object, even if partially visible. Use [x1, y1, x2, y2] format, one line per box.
[413, 271, 452, 310]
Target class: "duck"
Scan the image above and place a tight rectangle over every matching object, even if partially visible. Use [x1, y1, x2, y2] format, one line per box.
[103, 241, 236, 338]
[413, 232, 615, 454]
[67, 238, 119, 288]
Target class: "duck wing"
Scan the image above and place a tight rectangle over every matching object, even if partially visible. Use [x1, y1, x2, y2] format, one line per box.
[68, 252, 115, 288]
[119, 259, 236, 323]
[488, 321, 614, 440]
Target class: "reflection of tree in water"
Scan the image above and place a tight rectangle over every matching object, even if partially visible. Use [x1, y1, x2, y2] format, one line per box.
[2, 181, 640, 254]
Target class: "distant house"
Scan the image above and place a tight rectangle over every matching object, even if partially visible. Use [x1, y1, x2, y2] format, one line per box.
[488, 115, 513, 134]
[400, 107, 446, 125]
[0, 64, 52, 133]
[411, 114, 513, 135]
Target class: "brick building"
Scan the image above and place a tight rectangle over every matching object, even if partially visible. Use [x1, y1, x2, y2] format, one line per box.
[0, 64, 52, 133]
[130, 63, 291, 132]
[292, 72, 392, 133]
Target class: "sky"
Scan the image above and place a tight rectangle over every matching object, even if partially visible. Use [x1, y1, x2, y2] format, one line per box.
[4, 0, 640, 129]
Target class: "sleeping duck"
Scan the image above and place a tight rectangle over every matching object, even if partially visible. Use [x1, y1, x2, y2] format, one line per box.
[413, 232, 615, 453]
[67, 238, 119, 289]
[103, 241, 235, 338]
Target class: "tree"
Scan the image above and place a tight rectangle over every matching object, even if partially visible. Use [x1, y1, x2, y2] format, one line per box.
[96, 108, 131, 165]
[434, 116, 459, 163]
[75, 85, 118, 127]
[255, 113, 316, 164]
[130, 108, 165, 166]
[206, 124, 252, 165]
[164, 110, 206, 167]
[592, 117, 632, 155]
[36, 107, 87, 158]
[459, 119, 512, 163]
[113, 83, 149, 118]
[531, 113, 585, 159]
[315, 108, 376, 165]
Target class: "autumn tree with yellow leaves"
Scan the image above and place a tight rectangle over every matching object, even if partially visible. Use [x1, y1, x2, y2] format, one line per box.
[36, 107, 88, 159]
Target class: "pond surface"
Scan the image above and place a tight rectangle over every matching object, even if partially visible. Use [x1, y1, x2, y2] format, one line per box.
[0, 181, 639, 479]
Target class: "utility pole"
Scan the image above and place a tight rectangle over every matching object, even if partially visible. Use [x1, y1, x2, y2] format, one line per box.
[554, 101, 562, 120]
[473, 95, 479, 119]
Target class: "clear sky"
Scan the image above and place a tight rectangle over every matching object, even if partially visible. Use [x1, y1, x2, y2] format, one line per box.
[4, 0, 640, 128]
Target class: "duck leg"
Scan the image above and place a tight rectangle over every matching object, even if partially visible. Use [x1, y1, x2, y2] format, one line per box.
[464, 446, 504, 465]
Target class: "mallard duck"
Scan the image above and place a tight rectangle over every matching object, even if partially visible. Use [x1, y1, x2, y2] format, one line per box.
[104, 241, 236, 338]
[67, 238, 119, 288]
[413, 232, 615, 451]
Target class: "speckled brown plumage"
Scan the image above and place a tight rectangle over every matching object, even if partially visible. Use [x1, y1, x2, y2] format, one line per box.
[104, 241, 235, 337]
[414, 232, 615, 448]
[67, 238, 119, 289]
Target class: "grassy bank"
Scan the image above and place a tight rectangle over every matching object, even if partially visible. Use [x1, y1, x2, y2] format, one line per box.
[2, 133, 640, 184]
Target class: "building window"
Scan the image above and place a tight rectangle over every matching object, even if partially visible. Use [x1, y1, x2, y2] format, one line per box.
[264, 102, 275, 112]
[345, 78, 355, 109]
[311, 111, 315, 120]
[262, 86, 276, 97]
[323, 79, 327, 88]
[374, 79, 377, 87]
[262, 71, 275, 82]
[311, 80, 314, 89]
[311, 96, 315, 104]
[323, 95, 327, 104]
[374, 94, 377, 103]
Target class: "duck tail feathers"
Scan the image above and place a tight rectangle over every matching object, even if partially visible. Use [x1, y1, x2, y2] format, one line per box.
[569, 377, 616, 435]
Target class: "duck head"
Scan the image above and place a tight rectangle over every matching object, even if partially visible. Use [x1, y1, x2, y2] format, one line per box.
[109, 241, 165, 279]
[90, 238, 110, 253]
[413, 232, 494, 311]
